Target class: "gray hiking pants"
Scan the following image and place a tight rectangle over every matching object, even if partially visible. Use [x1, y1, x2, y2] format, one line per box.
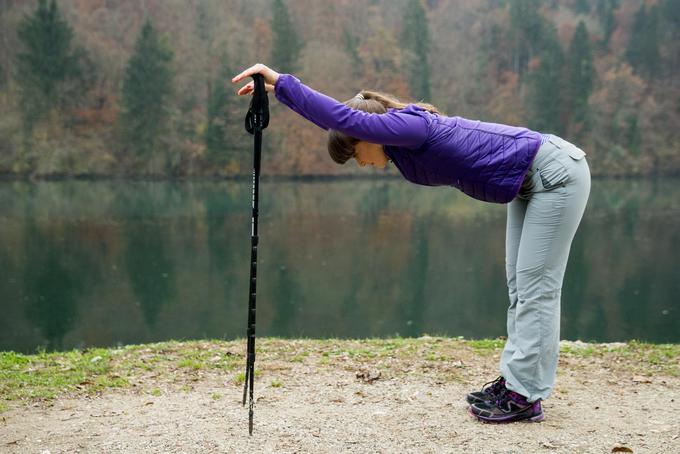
[499, 134, 591, 403]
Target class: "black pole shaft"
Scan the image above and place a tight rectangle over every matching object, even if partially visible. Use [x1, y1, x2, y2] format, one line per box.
[242, 73, 267, 436]
[245, 129, 261, 435]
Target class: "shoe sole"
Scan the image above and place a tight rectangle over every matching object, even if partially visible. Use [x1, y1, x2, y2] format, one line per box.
[467, 406, 545, 423]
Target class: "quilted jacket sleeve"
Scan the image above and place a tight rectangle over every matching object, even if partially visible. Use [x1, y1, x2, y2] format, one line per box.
[274, 74, 429, 149]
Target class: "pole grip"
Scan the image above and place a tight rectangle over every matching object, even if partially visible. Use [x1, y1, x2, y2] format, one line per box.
[245, 74, 270, 134]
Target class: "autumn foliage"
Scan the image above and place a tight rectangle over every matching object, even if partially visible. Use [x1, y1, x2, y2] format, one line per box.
[0, 0, 678, 178]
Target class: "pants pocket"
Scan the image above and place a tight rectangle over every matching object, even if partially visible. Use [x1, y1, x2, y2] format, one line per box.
[538, 137, 586, 190]
[538, 159, 569, 190]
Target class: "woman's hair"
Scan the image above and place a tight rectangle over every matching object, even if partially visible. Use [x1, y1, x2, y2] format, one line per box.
[327, 90, 442, 165]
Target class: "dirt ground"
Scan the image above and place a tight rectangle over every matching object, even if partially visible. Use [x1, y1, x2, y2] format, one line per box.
[1, 339, 679, 454]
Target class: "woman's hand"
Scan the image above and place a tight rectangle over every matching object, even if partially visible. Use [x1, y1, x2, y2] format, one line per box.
[232, 63, 280, 96]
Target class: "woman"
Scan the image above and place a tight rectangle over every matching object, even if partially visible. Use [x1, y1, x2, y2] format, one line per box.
[232, 63, 591, 424]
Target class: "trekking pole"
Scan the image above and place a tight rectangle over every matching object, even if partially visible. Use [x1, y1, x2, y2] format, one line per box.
[242, 73, 269, 436]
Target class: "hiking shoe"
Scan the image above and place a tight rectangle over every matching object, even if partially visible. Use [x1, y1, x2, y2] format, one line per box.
[465, 376, 506, 405]
[469, 388, 545, 423]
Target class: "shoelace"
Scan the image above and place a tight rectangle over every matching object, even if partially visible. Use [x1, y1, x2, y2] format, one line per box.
[480, 375, 504, 394]
[493, 386, 511, 408]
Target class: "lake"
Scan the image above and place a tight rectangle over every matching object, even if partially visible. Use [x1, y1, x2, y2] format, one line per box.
[1, 178, 678, 353]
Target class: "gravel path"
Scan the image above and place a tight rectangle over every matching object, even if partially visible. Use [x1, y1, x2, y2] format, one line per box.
[1, 340, 679, 453]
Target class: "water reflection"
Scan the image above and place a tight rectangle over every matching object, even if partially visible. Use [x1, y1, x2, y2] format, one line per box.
[124, 221, 176, 326]
[0, 178, 678, 353]
[22, 218, 80, 351]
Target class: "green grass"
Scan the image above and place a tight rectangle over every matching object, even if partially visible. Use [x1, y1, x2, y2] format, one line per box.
[468, 338, 506, 352]
[233, 371, 246, 384]
[0, 339, 243, 412]
[233, 369, 262, 384]
[177, 358, 203, 370]
[558, 339, 680, 361]
[1, 337, 678, 414]
[0, 347, 127, 401]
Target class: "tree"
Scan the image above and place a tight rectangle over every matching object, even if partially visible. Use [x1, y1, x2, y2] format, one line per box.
[400, 0, 431, 102]
[525, 25, 564, 135]
[573, 0, 590, 15]
[626, 4, 660, 77]
[342, 28, 362, 77]
[660, 0, 680, 76]
[205, 56, 236, 165]
[508, 0, 544, 76]
[358, 27, 410, 98]
[15, 0, 81, 133]
[596, 0, 619, 46]
[270, 0, 302, 74]
[589, 64, 646, 168]
[119, 19, 173, 165]
[565, 21, 594, 138]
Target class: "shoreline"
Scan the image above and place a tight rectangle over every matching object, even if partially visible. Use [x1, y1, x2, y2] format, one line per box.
[2, 337, 678, 412]
[2, 173, 680, 183]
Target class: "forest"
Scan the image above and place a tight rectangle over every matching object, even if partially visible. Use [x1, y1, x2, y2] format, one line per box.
[0, 0, 678, 178]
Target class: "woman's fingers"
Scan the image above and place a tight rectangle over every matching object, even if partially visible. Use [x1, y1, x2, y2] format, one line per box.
[231, 63, 280, 88]
[237, 81, 254, 96]
[236, 81, 276, 96]
[231, 63, 263, 84]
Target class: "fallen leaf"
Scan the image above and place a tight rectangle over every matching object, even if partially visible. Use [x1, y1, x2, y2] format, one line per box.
[632, 376, 652, 384]
[611, 447, 633, 453]
[355, 369, 381, 384]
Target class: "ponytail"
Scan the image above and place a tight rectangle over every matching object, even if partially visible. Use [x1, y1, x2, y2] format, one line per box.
[356, 90, 442, 115]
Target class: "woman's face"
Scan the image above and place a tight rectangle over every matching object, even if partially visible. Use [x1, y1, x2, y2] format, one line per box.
[354, 141, 389, 169]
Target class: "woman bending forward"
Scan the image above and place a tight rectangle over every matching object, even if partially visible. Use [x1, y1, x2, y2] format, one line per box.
[233, 63, 591, 424]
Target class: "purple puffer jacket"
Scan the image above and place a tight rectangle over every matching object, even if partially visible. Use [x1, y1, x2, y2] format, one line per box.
[274, 74, 542, 203]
